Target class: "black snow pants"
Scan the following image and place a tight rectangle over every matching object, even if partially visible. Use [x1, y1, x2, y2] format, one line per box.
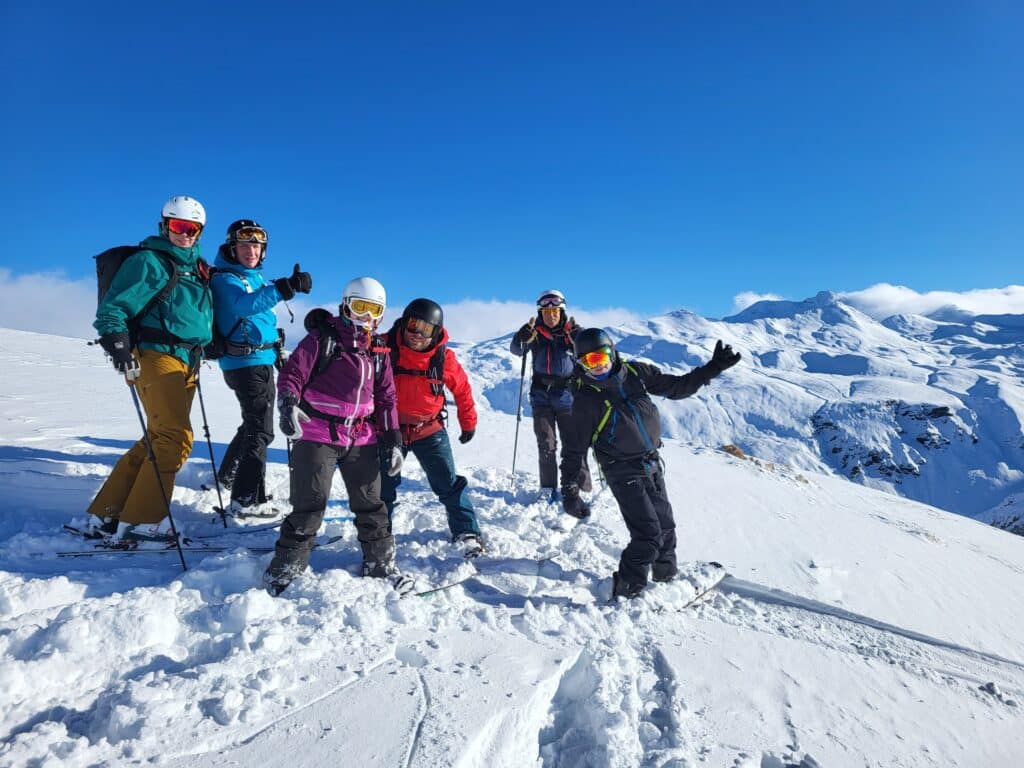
[606, 454, 677, 590]
[219, 364, 275, 505]
[533, 406, 592, 493]
[271, 439, 393, 574]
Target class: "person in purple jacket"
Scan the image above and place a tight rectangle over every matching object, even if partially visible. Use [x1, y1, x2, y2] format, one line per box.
[263, 276, 408, 596]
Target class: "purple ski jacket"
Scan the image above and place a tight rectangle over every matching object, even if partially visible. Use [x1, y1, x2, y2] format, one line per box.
[277, 316, 398, 448]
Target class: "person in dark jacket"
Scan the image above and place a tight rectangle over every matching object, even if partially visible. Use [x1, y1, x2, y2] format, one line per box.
[509, 289, 591, 500]
[561, 328, 741, 599]
[380, 299, 483, 557]
[88, 195, 214, 544]
[210, 219, 311, 516]
[263, 276, 406, 596]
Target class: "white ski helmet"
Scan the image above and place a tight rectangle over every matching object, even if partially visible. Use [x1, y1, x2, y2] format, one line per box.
[341, 276, 387, 328]
[161, 195, 206, 225]
[537, 289, 566, 308]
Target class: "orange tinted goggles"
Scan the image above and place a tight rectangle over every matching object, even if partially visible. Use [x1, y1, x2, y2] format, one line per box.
[405, 317, 438, 338]
[580, 347, 613, 369]
[166, 218, 203, 237]
[234, 226, 267, 244]
[347, 297, 385, 318]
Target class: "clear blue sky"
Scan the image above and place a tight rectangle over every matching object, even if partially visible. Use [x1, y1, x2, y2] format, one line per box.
[2, 1, 1021, 319]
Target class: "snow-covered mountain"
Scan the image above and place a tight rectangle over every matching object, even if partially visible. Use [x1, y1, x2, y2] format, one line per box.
[2, 326, 1024, 767]
[465, 291, 1024, 533]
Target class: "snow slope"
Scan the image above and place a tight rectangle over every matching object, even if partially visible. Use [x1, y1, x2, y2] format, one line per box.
[2, 328, 1024, 767]
[468, 292, 1024, 525]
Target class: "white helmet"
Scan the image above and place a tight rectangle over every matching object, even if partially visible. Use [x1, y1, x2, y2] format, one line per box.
[341, 276, 387, 328]
[161, 195, 206, 225]
[537, 289, 566, 309]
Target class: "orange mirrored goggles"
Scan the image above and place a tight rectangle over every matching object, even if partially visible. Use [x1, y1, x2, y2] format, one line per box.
[347, 297, 385, 318]
[579, 347, 613, 369]
[166, 218, 203, 237]
[405, 317, 438, 338]
[233, 226, 267, 244]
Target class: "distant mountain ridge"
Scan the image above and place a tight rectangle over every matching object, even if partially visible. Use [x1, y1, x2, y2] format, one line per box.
[462, 291, 1024, 533]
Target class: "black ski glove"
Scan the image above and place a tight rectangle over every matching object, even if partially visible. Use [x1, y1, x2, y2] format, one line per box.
[704, 340, 741, 378]
[278, 393, 310, 438]
[99, 332, 140, 381]
[459, 429, 475, 444]
[561, 485, 591, 519]
[514, 320, 537, 346]
[274, 264, 313, 301]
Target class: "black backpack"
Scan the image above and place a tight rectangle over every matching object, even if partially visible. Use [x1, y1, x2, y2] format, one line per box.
[95, 245, 179, 347]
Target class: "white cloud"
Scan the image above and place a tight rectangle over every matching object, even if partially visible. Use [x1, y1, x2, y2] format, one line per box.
[435, 299, 644, 342]
[0, 269, 96, 339]
[839, 283, 1024, 319]
[0, 270, 644, 345]
[732, 291, 784, 313]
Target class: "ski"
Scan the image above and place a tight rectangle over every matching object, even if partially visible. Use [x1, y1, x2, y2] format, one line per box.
[412, 575, 476, 598]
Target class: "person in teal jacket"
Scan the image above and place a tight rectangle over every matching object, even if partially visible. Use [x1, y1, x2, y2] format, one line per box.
[88, 195, 214, 543]
[211, 219, 311, 515]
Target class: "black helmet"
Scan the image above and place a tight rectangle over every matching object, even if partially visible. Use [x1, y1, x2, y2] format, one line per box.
[225, 219, 268, 244]
[223, 219, 268, 265]
[574, 327, 615, 358]
[402, 298, 444, 328]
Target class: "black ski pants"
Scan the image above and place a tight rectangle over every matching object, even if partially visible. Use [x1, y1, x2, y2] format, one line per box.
[273, 439, 393, 574]
[606, 455, 677, 590]
[219, 364, 275, 505]
[532, 405, 592, 493]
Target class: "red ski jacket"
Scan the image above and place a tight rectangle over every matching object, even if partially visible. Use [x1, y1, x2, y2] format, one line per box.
[390, 327, 477, 444]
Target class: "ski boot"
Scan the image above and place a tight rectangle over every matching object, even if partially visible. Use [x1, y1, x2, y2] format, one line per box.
[453, 532, 485, 559]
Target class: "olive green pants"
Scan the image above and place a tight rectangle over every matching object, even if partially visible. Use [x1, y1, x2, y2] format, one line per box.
[88, 350, 196, 524]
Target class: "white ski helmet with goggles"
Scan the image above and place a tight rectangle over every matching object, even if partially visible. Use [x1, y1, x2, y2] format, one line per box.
[161, 195, 206, 226]
[341, 276, 387, 328]
[537, 289, 566, 309]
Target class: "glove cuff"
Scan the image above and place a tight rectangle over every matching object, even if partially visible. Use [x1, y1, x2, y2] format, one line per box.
[274, 277, 296, 301]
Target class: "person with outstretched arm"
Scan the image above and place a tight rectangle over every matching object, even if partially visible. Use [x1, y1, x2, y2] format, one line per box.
[560, 328, 741, 599]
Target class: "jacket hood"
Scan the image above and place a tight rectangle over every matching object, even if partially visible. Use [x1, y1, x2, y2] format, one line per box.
[214, 250, 264, 277]
[141, 235, 201, 267]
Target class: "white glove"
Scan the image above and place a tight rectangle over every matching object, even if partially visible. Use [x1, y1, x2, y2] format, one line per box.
[385, 446, 404, 477]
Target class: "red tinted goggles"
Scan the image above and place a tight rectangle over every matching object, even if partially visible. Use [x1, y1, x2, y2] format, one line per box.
[579, 347, 613, 369]
[405, 317, 438, 338]
[166, 218, 203, 237]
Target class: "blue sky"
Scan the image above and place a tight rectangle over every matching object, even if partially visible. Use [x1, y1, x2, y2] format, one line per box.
[2, 1, 1022, 329]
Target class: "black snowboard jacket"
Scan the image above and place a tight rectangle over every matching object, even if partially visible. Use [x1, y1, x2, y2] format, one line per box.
[562, 359, 717, 483]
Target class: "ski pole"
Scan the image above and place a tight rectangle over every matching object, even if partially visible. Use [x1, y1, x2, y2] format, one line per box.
[194, 369, 228, 527]
[128, 383, 188, 571]
[510, 348, 528, 488]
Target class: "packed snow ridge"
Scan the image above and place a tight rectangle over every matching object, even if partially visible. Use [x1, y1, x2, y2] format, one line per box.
[467, 290, 1024, 533]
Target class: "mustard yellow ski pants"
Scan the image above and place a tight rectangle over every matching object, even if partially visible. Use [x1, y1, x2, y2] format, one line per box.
[88, 350, 196, 524]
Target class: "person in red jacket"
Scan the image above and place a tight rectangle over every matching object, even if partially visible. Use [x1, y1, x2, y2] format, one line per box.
[380, 298, 484, 557]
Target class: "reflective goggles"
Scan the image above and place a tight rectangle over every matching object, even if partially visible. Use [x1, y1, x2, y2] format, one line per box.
[538, 295, 565, 309]
[347, 297, 385, 319]
[233, 226, 267, 244]
[579, 347, 613, 369]
[405, 317, 438, 338]
[166, 218, 203, 237]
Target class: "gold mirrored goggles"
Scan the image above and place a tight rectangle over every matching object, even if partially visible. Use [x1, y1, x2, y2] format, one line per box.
[347, 297, 385, 319]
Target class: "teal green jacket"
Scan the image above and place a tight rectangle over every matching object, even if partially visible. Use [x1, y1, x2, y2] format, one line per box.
[93, 235, 214, 366]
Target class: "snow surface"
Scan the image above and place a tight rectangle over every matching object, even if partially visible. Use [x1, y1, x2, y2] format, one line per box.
[467, 292, 1024, 524]
[2, 327, 1024, 767]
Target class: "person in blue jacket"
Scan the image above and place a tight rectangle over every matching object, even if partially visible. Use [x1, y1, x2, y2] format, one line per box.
[210, 219, 312, 516]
